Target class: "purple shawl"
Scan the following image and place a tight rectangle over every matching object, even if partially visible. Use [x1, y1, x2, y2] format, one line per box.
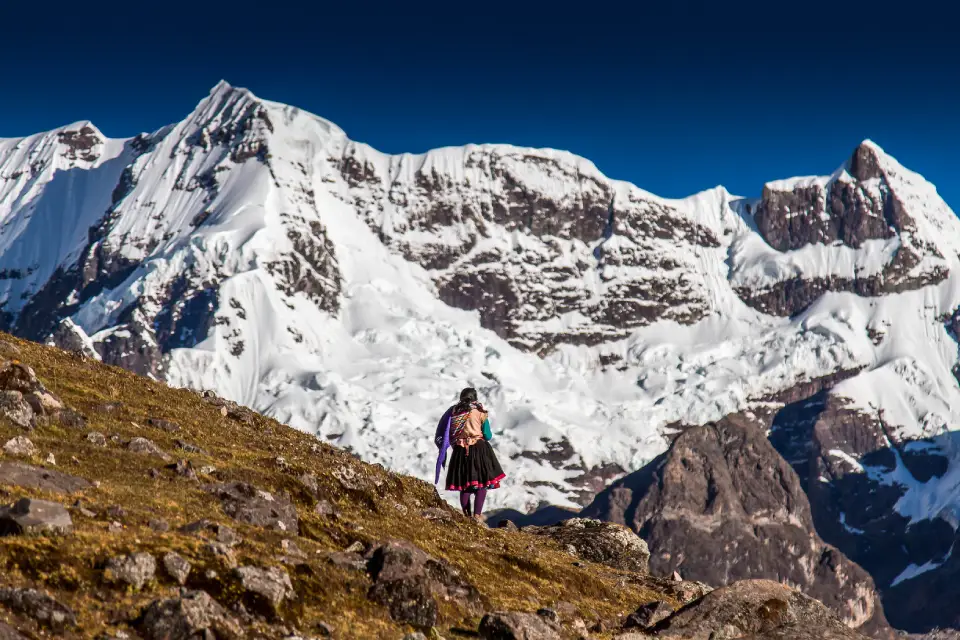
[434, 408, 453, 485]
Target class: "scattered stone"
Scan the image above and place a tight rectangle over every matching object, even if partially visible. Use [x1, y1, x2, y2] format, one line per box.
[402, 633, 427, 640]
[204, 542, 238, 569]
[204, 482, 299, 533]
[0, 586, 77, 632]
[199, 465, 218, 476]
[525, 518, 650, 573]
[537, 607, 559, 623]
[280, 539, 306, 558]
[104, 552, 156, 590]
[0, 498, 73, 535]
[86, 431, 107, 447]
[344, 540, 365, 554]
[421, 506, 455, 522]
[95, 402, 123, 413]
[664, 579, 713, 605]
[147, 418, 180, 432]
[127, 437, 172, 461]
[57, 409, 87, 429]
[109, 521, 123, 533]
[315, 621, 334, 637]
[167, 459, 198, 481]
[623, 600, 675, 629]
[162, 552, 192, 585]
[148, 468, 161, 479]
[314, 500, 337, 518]
[148, 518, 170, 532]
[44, 453, 56, 465]
[0, 391, 35, 429]
[324, 551, 367, 572]
[216, 524, 239, 546]
[174, 439, 205, 454]
[3, 436, 37, 457]
[672, 570, 683, 582]
[275, 456, 288, 469]
[70, 455, 81, 465]
[367, 540, 482, 627]
[107, 504, 127, 519]
[139, 590, 244, 640]
[298, 472, 319, 495]
[24, 390, 63, 415]
[479, 611, 562, 639]
[497, 519, 519, 531]
[0, 361, 43, 393]
[233, 565, 295, 612]
[79, 507, 96, 518]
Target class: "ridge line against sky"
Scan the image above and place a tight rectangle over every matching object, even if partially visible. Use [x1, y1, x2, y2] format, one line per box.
[2, 0, 958, 208]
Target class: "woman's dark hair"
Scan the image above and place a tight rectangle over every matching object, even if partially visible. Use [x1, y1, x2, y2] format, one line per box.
[454, 387, 479, 414]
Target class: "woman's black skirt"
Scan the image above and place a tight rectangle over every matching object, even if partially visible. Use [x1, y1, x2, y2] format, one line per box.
[445, 440, 505, 491]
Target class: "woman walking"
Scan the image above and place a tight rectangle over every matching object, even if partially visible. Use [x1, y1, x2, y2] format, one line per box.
[434, 387, 505, 522]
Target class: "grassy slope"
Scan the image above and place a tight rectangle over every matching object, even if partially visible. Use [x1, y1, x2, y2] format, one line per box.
[0, 334, 674, 639]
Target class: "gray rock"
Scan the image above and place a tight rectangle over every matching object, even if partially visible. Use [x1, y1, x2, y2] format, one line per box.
[204, 482, 299, 533]
[0, 461, 92, 493]
[0, 586, 77, 631]
[139, 590, 244, 640]
[162, 552, 192, 585]
[3, 435, 37, 457]
[421, 506, 456, 522]
[314, 499, 337, 518]
[298, 472, 319, 495]
[0, 498, 73, 535]
[167, 459, 198, 480]
[479, 611, 562, 639]
[127, 437, 172, 461]
[0, 361, 44, 394]
[233, 565, 295, 611]
[324, 551, 367, 572]
[86, 431, 108, 447]
[148, 518, 170, 532]
[24, 390, 63, 416]
[216, 524, 239, 546]
[497, 519, 519, 531]
[366, 539, 482, 627]
[0, 391, 35, 429]
[57, 409, 87, 429]
[147, 417, 180, 432]
[624, 600, 675, 629]
[650, 579, 869, 639]
[402, 633, 428, 640]
[104, 552, 157, 589]
[174, 439, 205, 454]
[525, 517, 649, 573]
[204, 542, 238, 569]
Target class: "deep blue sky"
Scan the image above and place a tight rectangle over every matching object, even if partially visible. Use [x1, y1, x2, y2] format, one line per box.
[3, 1, 959, 207]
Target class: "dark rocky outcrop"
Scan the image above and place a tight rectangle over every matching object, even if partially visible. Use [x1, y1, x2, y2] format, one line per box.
[581, 413, 890, 638]
[0, 462, 91, 494]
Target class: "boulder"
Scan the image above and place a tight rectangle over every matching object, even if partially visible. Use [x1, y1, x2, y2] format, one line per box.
[650, 579, 869, 639]
[128, 437, 172, 461]
[56, 408, 86, 429]
[0, 461, 92, 493]
[148, 418, 180, 432]
[0, 391, 34, 429]
[104, 552, 157, 590]
[366, 539, 482, 627]
[233, 565, 295, 612]
[0, 498, 73, 535]
[86, 431, 108, 447]
[526, 518, 650, 572]
[0, 586, 77, 631]
[324, 551, 367, 572]
[24, 390, 63, 416]
[624, 600, 675, 629]
[0, 622, 26, 639]
[139, 590, 244, 640]
[478, 611, 562, 639]
[0, 361, 44, 394]
[2, 436, 37, 457]
[162, 551, 192, 585]
[204, 482, 299, 533]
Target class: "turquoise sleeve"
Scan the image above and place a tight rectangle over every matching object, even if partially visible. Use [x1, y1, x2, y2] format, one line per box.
[482, 418, 492, 440]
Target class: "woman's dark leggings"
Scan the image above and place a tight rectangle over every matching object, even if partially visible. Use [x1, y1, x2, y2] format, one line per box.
[459, 488, 488, 516]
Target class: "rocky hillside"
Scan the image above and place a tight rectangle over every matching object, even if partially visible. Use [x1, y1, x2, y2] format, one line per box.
[0, 333, 872, 639]
[6, 82, 960, 633]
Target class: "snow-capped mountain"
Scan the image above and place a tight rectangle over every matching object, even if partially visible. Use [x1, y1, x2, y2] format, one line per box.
[4, 81, 960, 631]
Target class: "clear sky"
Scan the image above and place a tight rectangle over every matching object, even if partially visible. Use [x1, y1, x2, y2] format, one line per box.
[3, 0, 959, 207]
